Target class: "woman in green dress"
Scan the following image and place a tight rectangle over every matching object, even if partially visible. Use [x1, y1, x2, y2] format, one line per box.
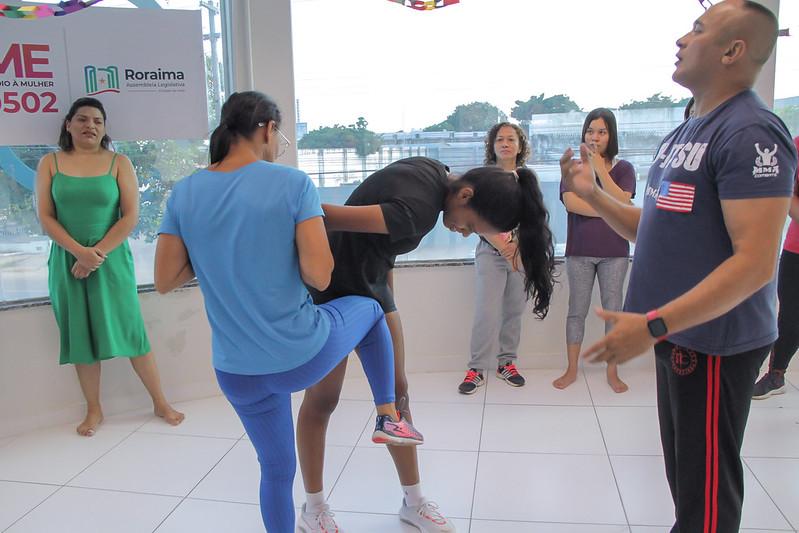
[35, 97, 184, 436]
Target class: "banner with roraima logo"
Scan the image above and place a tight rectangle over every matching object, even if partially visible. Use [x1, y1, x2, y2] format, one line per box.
[0, 8, 207, 144]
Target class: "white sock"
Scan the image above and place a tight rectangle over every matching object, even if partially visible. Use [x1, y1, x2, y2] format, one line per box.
[402, 483, 425, 507]
[305, 490, 326, 513]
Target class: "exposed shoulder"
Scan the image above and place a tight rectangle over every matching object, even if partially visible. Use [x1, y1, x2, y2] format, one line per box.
[113, 152, 133, 169]
[110, 153, 136, 182]
[37, 151, 57, 172]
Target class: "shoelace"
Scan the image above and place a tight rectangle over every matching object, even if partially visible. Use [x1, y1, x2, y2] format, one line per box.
[317, 508, 339, 532]
[416, 501, 448, 526]
[464, 369, 481, 383]
[501, 363, 520, 377]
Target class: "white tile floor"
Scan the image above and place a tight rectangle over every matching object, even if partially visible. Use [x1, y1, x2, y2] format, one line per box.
[1, 366, 798, 533]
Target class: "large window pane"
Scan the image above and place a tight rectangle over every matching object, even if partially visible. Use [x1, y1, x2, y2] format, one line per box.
[292, 0, 765, 261]
[0, 0, 229, 304]
[776, 0, 798, 138]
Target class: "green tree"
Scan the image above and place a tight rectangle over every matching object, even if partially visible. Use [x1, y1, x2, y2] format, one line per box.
[0, 145, 51, 237]
[511, 93, 582, 122]
[115, 139, 208, 242]
[424, 102, 507, 132]
[298, 117, 382, 157]
[0, 170, 38, 236]
[620, 93, 691, 110]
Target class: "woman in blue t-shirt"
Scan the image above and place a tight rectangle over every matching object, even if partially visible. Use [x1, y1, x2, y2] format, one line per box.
[556, 108, 636, 393]
[154, 91, 423, 533]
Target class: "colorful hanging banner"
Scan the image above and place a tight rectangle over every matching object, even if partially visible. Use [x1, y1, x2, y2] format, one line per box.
[0, 1, 104, 20]
[387, 0, 459, 11]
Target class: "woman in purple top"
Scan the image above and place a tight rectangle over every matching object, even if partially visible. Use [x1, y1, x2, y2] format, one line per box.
[555, 108, 636, 392]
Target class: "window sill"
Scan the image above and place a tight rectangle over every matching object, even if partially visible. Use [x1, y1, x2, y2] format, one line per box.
[0, 257, 575, 311]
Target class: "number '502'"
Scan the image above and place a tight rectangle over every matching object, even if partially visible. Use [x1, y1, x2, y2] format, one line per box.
[1, 92, 58, 113]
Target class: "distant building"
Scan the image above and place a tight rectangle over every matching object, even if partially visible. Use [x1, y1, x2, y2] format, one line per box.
[296, 122, 308, 141]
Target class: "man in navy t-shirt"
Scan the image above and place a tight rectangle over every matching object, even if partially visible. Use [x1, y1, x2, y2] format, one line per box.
[560, 1, 796, 531]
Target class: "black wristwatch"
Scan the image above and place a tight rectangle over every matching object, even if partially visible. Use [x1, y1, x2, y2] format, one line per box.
[646, 310, 668, 341]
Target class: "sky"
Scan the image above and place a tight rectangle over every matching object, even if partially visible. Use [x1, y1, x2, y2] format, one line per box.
[26, 0, 798, 133]
[290, 0, 798, 133]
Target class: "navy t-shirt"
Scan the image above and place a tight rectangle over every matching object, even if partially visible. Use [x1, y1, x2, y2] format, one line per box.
[625, 90, 797, 355]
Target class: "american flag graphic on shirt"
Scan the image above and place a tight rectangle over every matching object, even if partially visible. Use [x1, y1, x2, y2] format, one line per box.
[656, 181, 696, 213]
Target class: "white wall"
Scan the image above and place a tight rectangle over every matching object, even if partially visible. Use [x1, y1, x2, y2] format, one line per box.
[0, 262, 646, 438]
[754, 0, 780, 107]
[228, 0, 298, 168]
[0, 288, 217, 438]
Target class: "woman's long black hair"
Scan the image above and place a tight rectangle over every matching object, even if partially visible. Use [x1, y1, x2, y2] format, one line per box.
[454, 166, 556, 318]
[209, 91, 282, 164]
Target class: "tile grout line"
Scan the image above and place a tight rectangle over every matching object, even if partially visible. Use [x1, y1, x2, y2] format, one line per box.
[1, 422, 146, 533]
[584, 369, 633, 530]
[741, 457, 796, 531]
[466, 376, 489, 533]
[151, 436, 241, 532]
[325, 406, 376, 505]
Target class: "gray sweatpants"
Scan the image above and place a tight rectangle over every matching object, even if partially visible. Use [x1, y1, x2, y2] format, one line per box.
[468, 239, 527, 371]
[566, 256, 629, 345]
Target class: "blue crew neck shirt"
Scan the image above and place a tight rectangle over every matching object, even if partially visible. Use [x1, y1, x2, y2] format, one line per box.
[159, 161, 330, 374]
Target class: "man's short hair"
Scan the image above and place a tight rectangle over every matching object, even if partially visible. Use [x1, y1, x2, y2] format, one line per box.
[742, 0, 779, 64]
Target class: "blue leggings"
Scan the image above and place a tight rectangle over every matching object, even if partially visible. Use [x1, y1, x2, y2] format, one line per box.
[215, 295, 396, 533]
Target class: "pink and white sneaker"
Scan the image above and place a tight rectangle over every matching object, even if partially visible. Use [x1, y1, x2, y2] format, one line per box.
[399, 498, 456, 532]
[371, 414, 424, 446]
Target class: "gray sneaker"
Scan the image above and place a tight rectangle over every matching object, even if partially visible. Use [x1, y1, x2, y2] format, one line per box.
[752, 370, 786, 400]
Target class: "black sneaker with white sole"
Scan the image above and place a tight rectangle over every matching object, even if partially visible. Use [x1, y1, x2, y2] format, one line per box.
[497, 362, 525, 387]
[458, 369, 484, 394]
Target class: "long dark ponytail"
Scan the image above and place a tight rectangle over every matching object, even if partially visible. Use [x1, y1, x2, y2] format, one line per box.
[457, 166, 556, 318]
[209, 91, 282, 164]
[514, 167, 556, 318]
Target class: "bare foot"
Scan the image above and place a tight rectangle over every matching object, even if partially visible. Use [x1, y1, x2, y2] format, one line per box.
[553, 371, 578, 389]
[77, 409, 103, 436]
[155, 404, 185, 426]
[607, 374, 629, 394]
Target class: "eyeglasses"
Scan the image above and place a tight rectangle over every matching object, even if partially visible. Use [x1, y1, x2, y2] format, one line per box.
[699, 0, 713, 10]
[256, 122, 292, 158]
[276, 127, 291, 158]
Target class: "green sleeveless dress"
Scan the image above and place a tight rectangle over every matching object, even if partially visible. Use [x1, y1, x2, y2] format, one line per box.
[48, 152, 150, 365]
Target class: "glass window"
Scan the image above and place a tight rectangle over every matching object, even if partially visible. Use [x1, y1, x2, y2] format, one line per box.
[775, 0, 798, 139]
[290, 0, 753, 261]
[0, 0, 229, 304]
